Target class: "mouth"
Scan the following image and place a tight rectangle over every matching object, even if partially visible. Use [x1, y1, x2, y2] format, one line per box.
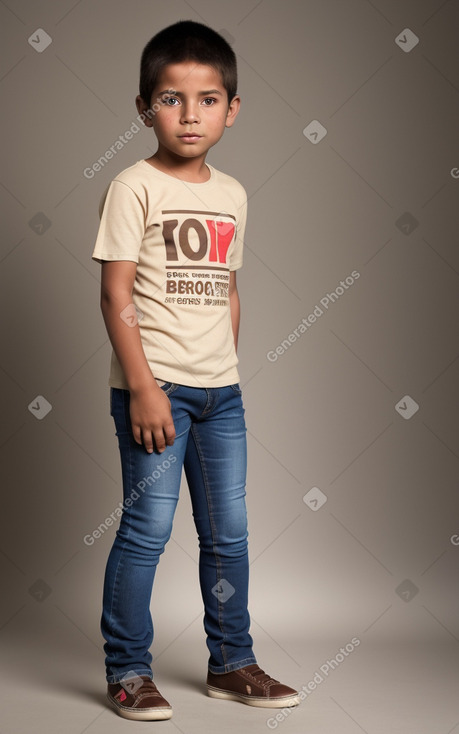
[179, 134, 202, 142]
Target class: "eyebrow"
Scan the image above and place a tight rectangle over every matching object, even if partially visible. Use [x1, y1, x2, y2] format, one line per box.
[157, 89, 223, 97]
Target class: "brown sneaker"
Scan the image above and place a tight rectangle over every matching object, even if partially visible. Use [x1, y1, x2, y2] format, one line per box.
[107, 674, 172, 720]
[207, 664, 301, 708]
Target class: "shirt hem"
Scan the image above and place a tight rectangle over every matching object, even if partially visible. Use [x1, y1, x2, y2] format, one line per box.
[107, 371, 241, 390]
[92, 253, 139, 263]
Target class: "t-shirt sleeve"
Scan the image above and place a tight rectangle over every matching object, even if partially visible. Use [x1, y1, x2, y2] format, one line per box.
[229, 188, 247, 272]
[91, 179, 146, 264]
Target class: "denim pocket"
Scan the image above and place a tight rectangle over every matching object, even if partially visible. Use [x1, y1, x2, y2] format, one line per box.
[159, 382, 178, 397]
[229, 383, 242, 395]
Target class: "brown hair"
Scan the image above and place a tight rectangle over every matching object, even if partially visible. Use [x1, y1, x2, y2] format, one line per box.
[139, 20, 238, 105]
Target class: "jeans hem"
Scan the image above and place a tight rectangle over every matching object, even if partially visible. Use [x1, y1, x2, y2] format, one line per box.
[106, 669, 153, 684]
[208, 656, 257, 674]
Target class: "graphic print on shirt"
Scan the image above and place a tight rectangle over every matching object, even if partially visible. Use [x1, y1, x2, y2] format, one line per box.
[161, 209, 236, 307]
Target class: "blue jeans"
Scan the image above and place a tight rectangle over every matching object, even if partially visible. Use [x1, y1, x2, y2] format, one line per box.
[101, 383, 257, 683]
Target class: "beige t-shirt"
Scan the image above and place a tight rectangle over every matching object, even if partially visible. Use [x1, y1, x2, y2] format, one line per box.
[92, 159, 247, 388]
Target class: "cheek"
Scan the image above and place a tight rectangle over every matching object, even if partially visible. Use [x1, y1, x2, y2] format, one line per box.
[216, 114, 230, 131]
[157, 106, 178, 119]
[206, 109, 228, 126]
[154, 110, 178, 131]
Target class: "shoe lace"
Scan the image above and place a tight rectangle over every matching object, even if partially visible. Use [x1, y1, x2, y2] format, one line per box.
[139, 678, 160, 693]
[126, 677, 160, 697]
[247, 666, 278, 687]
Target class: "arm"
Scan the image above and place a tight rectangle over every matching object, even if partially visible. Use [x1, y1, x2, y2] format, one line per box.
[229, 270, 240, 352]
[100, 260, 175, 453]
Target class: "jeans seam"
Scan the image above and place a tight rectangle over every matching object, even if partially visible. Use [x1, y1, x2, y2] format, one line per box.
[106, 389, 136, 659]
[190, 422, 227, 666]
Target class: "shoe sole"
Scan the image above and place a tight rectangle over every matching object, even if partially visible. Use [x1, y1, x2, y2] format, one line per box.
[107, 693, 173, 720]
[207, 685, 301, 708]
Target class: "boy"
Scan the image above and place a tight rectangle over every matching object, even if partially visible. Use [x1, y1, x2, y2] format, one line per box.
[92, 20, 300, 721]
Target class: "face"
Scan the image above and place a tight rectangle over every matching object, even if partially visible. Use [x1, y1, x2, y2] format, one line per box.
[136, 62, 240, 160]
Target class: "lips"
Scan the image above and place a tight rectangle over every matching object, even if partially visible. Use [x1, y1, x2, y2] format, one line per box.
[179, 134, 202, 140]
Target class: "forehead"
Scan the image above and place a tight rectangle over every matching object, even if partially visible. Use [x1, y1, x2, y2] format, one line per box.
[154, 62, 225, 92]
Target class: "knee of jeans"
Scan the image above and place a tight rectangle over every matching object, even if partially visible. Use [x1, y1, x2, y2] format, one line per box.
[201, 524, 249, 554]
[118, 513, 174, 553]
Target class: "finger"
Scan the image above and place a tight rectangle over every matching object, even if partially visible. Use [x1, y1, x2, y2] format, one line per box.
[142, 429, 154, 454]
[132, 425, 143, 445]
[164, 422, 176, 446]
[152, 428, 166, 454]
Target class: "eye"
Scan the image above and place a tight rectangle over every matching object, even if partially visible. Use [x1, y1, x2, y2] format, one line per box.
[162, 96, 179, 106]
[202, 97, 217, 106]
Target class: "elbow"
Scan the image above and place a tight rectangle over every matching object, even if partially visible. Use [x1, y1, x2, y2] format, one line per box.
[100, 289, 114, 314]
[100, 291, 108, 311]
[100, 288, 132, 316]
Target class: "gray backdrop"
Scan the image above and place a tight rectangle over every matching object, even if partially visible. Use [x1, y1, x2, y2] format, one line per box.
[1, 1, 458, 732]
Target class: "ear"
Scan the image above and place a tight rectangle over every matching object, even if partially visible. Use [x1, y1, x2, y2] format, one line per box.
[225, 94, 241, 128]
[135, 94, 155, 128]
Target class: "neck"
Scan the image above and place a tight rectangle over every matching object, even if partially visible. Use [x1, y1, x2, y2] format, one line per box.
[147, 148, 210, 183]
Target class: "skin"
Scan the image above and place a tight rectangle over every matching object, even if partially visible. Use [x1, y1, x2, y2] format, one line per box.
[100, 62, 241, 453]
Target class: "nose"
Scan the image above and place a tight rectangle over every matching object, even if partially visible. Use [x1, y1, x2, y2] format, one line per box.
[181, 101, 200, 124]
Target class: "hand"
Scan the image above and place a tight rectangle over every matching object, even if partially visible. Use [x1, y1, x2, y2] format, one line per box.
[129, 384, 176, 454]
